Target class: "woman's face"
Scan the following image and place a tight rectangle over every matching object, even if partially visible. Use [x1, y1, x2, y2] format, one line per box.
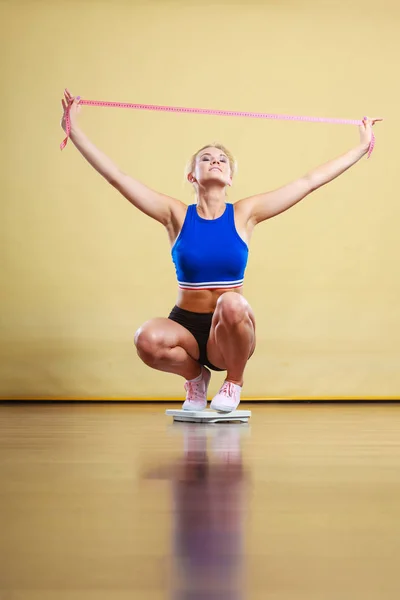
[190, 147, 232, 188]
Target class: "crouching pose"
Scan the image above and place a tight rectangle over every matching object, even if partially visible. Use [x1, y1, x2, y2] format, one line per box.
[61, 89, 380, 411]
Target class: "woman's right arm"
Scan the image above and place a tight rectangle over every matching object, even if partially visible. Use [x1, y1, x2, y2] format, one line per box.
[62, 90, 185, 227]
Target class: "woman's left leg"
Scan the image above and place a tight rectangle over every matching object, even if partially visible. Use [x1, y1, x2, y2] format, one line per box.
[205, 292, 255, 411]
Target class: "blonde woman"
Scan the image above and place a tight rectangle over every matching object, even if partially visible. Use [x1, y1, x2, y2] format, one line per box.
[61, 89, 380, 412]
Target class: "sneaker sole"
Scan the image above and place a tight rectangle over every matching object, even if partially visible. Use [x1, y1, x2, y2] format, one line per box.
[210, 401, 238, 413]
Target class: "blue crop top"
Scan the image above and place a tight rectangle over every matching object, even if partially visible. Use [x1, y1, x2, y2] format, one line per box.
[171, 203, 249, 290]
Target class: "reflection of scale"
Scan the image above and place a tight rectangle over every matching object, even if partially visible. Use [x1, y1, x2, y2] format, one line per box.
[166, 409, 251, 424]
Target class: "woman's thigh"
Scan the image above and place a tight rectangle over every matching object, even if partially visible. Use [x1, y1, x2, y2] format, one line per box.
[134, 317, 200, 361]
[206, 294, 256, 370]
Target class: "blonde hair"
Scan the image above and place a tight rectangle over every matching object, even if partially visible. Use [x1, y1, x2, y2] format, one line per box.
[185, 142, 237, 182]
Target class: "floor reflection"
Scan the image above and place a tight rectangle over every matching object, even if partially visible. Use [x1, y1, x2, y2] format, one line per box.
[145, 422, 250, 600]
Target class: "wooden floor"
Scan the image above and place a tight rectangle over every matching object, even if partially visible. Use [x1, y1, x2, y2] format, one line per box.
[1, 402, 400, 600]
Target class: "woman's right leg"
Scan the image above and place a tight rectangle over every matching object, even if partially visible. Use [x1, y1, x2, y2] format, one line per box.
[134, 317, 203, 381]
[134, 317, 212, 410]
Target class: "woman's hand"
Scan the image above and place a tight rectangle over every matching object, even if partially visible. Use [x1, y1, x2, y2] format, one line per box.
[61, 88, 81, 133]
[359, 116, 383, 153]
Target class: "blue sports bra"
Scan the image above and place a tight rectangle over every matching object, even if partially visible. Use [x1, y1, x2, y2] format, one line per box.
[171, 203, 249, 290]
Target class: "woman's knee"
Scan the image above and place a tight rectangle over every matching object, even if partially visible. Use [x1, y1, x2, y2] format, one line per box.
[134, 322, 166, 365]
[215, 292, 251, 327]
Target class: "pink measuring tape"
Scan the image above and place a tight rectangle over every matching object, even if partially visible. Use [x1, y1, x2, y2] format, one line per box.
[60, 98, 376, 158]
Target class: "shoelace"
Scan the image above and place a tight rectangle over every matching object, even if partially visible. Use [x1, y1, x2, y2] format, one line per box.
[184, 380, 204, 402]
[221, 382, 236, 399]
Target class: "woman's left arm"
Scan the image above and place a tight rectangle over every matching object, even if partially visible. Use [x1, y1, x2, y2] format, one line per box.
[239, 117, 382, 226]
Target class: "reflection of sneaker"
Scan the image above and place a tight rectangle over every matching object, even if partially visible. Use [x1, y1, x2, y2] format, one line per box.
[182, 423, 208, 454]
[210, 381, 242, 413]
[212, 425, 242, 460]
[182, 366, 211, 411]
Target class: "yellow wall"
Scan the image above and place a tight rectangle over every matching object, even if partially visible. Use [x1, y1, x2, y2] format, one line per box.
[1, 0, 398, 400]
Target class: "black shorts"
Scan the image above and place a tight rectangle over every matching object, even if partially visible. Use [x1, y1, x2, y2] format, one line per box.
[168, 305, 225, 372]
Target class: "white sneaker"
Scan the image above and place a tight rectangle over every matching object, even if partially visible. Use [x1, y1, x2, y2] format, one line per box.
[210, 381, 242, 413]
[182, 366, 211, 411]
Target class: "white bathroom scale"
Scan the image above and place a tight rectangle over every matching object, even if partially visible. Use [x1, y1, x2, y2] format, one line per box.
[165, 409, 251, 424]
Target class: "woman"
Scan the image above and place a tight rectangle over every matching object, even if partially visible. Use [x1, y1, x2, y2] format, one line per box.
[61, 89, 380, 412]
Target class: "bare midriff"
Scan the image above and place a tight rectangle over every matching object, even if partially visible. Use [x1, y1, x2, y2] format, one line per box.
[175, 286, 243, 313]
